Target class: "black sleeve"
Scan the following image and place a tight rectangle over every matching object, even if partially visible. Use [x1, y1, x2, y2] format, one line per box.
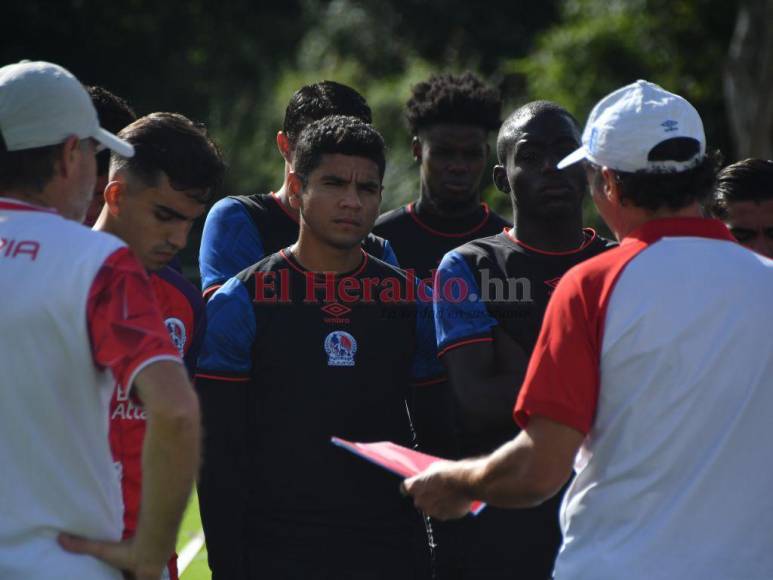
[195, 375, 252, 579]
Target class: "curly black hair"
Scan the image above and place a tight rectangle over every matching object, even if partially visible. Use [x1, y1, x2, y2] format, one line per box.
[405, 72, 502, 136]
[711, 158, 773, 219]
[283, 81, 372, 148]
[293, 115, 385, 182]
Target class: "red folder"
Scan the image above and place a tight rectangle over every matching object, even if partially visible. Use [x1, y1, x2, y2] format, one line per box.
[331, 436, 486, 516]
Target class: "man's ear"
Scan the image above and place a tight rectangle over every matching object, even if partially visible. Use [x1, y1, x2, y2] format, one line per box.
[493, 165, 511, 194]
[287, 172, 303, 210]
[103, 180, 126, 216]
[277, 131, 292, 164]
[601, 167, 622, 205]
[411, 136, 422, 162]
[57, 136, 81, 179]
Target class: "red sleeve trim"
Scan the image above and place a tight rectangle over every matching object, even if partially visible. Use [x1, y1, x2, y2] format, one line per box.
[88, 248, 181, 389]
[437, 336, 494, 358]
[195, 373, 250, 382]
[514, 400, 592, 435]
[203, 284, 223, 300]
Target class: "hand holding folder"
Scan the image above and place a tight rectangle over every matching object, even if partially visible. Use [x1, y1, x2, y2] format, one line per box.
[331, 436, 486, 516]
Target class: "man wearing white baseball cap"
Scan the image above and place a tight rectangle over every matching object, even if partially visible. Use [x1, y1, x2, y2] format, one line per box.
[0, 61, 200, 580]
[403, 80, 773, 579]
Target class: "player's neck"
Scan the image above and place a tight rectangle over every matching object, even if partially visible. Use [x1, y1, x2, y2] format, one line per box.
[513, 209, 586, 252]
[416, 189, 481, 220]
[274, 185, 300, 220]
[291, 233, 363, 274]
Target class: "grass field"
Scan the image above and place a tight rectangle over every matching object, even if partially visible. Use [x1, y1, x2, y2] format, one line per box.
[177, 491, 210, 580]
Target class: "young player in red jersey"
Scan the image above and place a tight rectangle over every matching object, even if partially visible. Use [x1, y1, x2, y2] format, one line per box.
[94, 112, 225, 579]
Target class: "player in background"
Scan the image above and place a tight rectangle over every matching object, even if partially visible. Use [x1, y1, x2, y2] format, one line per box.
[199, 80, 397, 300]
[0, 60, 199, 580]
[196, 115, 443, 579]
[373, 72, 509, 283]
[84, 86, 137, 226]
[93, 112, 225, 579]
[405, 80, 773, 580]
[432, 101, 614, 579]
[711, 157, 773, 258]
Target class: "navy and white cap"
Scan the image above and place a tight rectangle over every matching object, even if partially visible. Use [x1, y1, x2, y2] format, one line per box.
[0, 60, 134, 157]
[558, 80, 705, 173]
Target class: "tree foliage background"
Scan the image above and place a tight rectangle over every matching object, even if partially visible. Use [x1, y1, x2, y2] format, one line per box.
[4, 0, 770, 274]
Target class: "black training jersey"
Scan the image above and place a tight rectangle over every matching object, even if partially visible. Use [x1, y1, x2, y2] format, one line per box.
[435, 227, 615, 451]
[199, 192, 399, 296]
[196, 249, 443, 575]
[373, 201, 511, 282]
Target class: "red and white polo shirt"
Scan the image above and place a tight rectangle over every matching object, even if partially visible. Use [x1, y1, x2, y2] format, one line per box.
[515, 218, 773, 580]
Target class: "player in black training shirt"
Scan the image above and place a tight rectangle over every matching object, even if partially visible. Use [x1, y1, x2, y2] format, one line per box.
[196, 116, 443, 579]
[199, 81, 398, 299]
[433, 102, 615, 579]
[373, 72, 510, 283]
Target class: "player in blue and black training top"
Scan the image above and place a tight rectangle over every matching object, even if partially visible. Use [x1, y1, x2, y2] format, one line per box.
[199, 81, 397, 299]
[373, 72, 510, 284]
[433, 102, 616, 580]
[196, 116, 443, 580]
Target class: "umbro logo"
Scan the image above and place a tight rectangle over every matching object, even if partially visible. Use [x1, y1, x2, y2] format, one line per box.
[321, 302, 352, 324]
[321, 303, 352, 317]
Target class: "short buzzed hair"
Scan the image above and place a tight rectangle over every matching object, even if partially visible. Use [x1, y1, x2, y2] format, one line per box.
[711, 158, 773, 219]
[293, 115, 386, 183]
[283, 81, 372, 148]
[110, 112, 225, 204]
[496, 101, 579, 163]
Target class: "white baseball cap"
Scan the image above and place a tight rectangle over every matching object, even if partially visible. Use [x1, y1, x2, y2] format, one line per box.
[557, 80, 705, 173]
[0, 60, 134, 157]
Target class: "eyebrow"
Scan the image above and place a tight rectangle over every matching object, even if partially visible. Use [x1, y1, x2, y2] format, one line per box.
[155, 204, 192, 221]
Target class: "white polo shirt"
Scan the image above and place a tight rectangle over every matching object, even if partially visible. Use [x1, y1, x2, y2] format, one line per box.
[0, 198, 180, 579]
[515, 218, 773, 580]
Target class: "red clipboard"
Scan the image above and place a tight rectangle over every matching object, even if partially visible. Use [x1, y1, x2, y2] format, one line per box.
[331, 436, 486, 516]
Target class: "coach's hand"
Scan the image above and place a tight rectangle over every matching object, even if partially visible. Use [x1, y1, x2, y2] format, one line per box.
[58, 533, 165, 580]
[402, 460, 475, 520]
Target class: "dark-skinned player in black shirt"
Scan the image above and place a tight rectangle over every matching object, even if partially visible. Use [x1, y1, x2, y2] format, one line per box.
[373, 72, 510, 283]
[432, 102, 615, 579]
[196, 116, 443, 580]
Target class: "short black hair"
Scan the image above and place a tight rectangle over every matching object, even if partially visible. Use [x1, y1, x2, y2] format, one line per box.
[292, 115, 386, 183]
[110, 112, 225, 204]
[406, 72, 502, 136]
[588, 144, 722, 212]
[0, 138, 61, 193]
[711, 158, 773, 219]
[283, 81, 372, 148]
[86, 86, 137, 176]
[496, 101, 580, 163]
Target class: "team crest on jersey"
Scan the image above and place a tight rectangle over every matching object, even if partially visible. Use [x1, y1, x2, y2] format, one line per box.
[324, 331, 357, 367]
[165, 317, 187, 356]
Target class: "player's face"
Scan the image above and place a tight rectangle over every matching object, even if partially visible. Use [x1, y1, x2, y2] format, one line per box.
[117, 174, 206, 271]
[724, 199, 773, 259]
[83, 173, 109, 227]
[298, 153, 382, 251]
[504, 112, 586, 219]
[416, 124, 488, 209]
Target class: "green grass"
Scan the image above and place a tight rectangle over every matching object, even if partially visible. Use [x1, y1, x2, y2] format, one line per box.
[176, 491, 210, 580]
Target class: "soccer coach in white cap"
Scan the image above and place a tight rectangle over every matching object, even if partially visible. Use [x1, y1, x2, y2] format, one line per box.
[403, 80, 773, 580]
[0, 61, 200, 580]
